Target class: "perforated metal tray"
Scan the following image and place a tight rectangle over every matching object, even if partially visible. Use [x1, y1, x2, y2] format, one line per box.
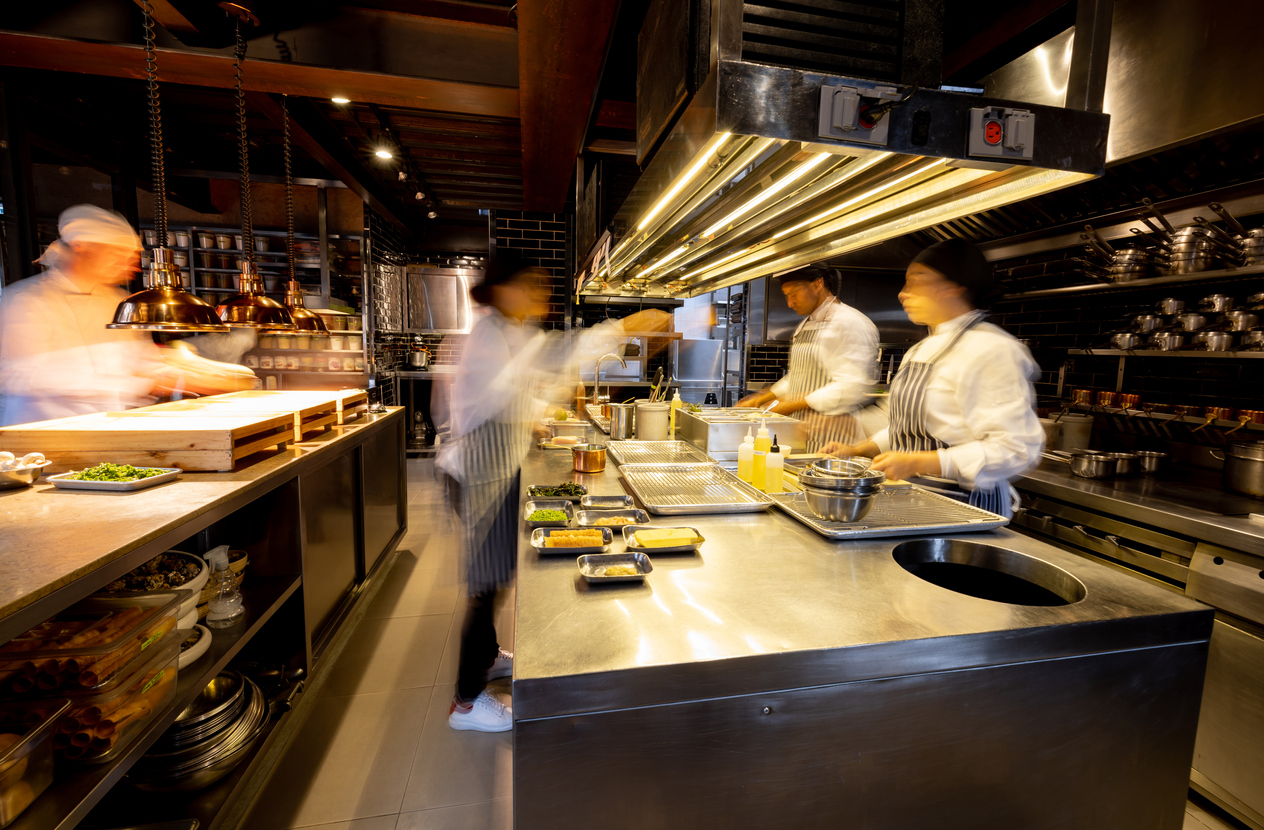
[584, 404, 611, 434]
[771, 487, 1008, 539]
[619, 464, 774, 515]
[607, 440, 714, 466]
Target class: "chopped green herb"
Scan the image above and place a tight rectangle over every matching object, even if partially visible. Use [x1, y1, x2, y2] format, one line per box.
[528, 509, 568, 522]
[69, 463, 167, 482]
[529, 482, 587, 498]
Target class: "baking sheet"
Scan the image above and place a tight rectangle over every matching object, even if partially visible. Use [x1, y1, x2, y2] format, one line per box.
[619, 464, 774, 515]
[771, 487, 1008, 539]
[606, 440, 714, 466]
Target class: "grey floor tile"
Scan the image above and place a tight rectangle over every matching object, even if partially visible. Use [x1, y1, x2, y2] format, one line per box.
[365, 553, 462, 620]
[435, 606, 464, 687]
[320, 614, 452, 698]
[399, 686, 513, 812]
[396, 799, 510, 830]
[243, 688, 432, 829]
[294, 817, 400, 830]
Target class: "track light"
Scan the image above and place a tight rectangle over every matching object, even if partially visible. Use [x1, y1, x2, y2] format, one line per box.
[331, 96, 351, 104]
[375, 148, 393, 159]
[427, 210, 438, 219]
[415, 191, 425, 200]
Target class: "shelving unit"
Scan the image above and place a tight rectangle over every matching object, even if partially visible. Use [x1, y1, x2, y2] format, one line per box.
[1004, 263, 1264, 299]
[1069, 348, 1264, 359]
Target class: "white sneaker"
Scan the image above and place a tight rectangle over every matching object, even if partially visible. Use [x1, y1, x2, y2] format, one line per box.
[486, 648, 513, 681]
[448, 690, 513, 732]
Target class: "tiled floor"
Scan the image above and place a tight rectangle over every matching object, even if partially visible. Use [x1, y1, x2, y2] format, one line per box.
[244, 459, 1244, 830]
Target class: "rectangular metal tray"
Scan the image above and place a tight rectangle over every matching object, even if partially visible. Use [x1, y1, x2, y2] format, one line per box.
[577, 552, 652, 583]
[579, 494, 635, 509]
[526, 484, 587, 502]
[584, 404, 611, 434]
[623, 525, 705, 553]
[771, 487, 1009, 539]
[47, 467, 181, 491]
[525, 500, 575, 528]
[575, 508, 650, 527]
[619, 464, 775, 515]
[531, 527, 612, 554]
[606, 440, 714, 466]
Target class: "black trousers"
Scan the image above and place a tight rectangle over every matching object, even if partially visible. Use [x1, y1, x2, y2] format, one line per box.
[457, 590, 500, 702]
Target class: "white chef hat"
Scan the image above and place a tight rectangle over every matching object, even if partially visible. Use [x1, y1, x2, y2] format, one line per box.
[39, 204, 140, 268]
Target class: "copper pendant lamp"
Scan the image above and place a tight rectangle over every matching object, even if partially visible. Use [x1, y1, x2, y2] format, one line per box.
[109, 1, 228, 333]
[217, 15, 297, 331]
[268, 95, 327, 334]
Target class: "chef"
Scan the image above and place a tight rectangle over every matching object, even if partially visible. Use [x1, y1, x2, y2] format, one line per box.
[0, 205, 246, 426]
[737, 266, 879, 451]
[823, 239, 1042, 517]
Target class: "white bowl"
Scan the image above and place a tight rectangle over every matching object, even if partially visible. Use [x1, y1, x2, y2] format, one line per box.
[178, 625, 212, 669]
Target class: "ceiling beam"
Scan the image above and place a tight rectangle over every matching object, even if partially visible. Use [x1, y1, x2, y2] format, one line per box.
[348, 0, 516, 30]
[248, 92, 415, 234]
[0, 31, 520, 120]
[517, 0, 620, 211]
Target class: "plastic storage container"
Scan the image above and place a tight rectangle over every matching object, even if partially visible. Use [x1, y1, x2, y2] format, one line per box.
[0, 593, 182, 696]
[635, 402, 670, 441]
[55, 631, 181, 764]
[0, 698, 70, 828]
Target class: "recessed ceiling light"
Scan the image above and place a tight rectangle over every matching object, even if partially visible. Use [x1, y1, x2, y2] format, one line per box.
[375, 149, 393, 159]
[331, 96, 351, 104]
[427, 210, 438, 219]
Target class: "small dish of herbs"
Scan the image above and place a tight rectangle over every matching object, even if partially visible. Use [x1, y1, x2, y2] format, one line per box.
[526, 482, 587, 501]
[68, 463, 169, 482]
[48, 464, 181, 492]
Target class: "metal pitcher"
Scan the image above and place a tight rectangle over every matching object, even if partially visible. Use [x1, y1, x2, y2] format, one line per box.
[609, 403, 635, 440]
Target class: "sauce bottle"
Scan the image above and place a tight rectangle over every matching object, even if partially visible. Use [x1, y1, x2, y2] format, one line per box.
[765, 435, 784, 494]
[669, 390, 683, 437]
[751, 420, 772, 491]
[737, 428, 755, 482]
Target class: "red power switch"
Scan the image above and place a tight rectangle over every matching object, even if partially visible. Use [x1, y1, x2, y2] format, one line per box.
[984, 120, 1004, 145]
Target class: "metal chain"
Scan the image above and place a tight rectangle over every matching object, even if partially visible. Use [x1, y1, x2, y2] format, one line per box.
[233, 20, 255, 264]
[281, 95, 295, 284]
[141, 0, 167, 248]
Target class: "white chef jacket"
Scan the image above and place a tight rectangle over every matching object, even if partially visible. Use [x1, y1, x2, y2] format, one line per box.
[0, 270, 162, 426]
[870, 312, 1043, 492]
[770, 298, 878, 416]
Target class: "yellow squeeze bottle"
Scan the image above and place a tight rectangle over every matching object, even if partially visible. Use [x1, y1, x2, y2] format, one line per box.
[751, 420, 772, 491]
[737, 428, 755, 482]
[669, 390, 682, 436]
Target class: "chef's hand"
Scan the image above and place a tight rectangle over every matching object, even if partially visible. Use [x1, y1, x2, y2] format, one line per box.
[870, 451, 942, 482]
[822, 439, 879, 458]
[735, 391, 772, 408]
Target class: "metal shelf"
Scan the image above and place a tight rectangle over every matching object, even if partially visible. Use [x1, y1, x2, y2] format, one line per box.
[1069, 348, 1264, 359]
[1060, 403, 1264, 432]
[1004, 263, 1264, 300]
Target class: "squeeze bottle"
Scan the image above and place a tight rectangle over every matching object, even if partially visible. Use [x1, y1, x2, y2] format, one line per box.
[765, 435, 785, 494]
[669, 390, 683, 436]
[737, 428, 755, 482]
[752, 420, 772, 491]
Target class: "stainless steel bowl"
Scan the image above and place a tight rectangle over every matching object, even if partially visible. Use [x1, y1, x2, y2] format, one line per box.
[1136, 451, 1169, 475]
[802, 485, 879, 523]
[810, 457, 872, 477]
[798, 467, 885, 492]
[0, 461, 51, 490]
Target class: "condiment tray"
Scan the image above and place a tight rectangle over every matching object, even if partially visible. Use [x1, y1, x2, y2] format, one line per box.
[531, 527, 612, 554]
[527, 484, 587, 502]
[525, 500, 575, 528]
[623, 526, 705, 553]
[577, 552, 652, 583]
[579, 494, 635, 510]
[47, 467, 181, 491]
[575, 508, 649, 527]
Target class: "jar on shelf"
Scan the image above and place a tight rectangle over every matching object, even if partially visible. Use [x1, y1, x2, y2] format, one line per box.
[174, 231, 190, 247]
[294, 334, 311, 350]
[197, 232, 215, 248]
[258, 335, 276, 349]
[300, 355, 314, 371]
[265, 375, 278, 389]
[286, 355, 300, 370]
[348, 335, 363, 351]
[244, 355, 259, 369]
[341, 357, 355, 371]
[329, 336, 344, 351]
[275, 335, 291, 350]
[260, 356, 274, 369]
[215, 234, 233, 250]
[328, 356, 342, 371]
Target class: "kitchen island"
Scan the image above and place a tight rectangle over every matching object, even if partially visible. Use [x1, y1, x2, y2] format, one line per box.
[513, 445, 1213, 830]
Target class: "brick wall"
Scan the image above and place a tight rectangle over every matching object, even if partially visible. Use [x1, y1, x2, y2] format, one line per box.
[365, 208, 406, 334]
[493, 210, 569, 330]
[745, 344, 790, 388]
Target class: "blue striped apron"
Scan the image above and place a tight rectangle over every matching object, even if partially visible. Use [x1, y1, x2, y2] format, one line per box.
[888, 311, 1013, 518]
[784, 305, 861, 453]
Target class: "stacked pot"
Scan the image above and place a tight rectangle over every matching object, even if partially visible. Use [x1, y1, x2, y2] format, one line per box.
[797, 459, 886, 523]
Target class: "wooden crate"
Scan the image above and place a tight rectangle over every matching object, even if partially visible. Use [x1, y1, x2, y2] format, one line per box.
[0, 411, 294, 472]
[322, 389, 368, 425]
[136, 392, 339, 443]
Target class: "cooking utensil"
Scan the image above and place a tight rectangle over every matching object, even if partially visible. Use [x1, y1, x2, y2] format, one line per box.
[811, 457, 874, 478]
[1240, 410, 1264, 424]
[1110, 332, 1144, 350]
[1220, 310, 1259, 331]
[1142, 198, 1176, 235]
[1193, 217, 1244, 250]
[1206, 406, 1237, 421]
[1096, 391, 1119, 407]
[802, 485, 880, 522]
[407, 349, 430, 368]
[798, 467, 885, 493]
[1198, 331, 1236, 351]
[525, 500, 575, 528]
[1173, 312, 1209, 331]
[1081, 227, 1115, 262]
[1130, 227, 1171, 250]
[1208, 202, 1249, 237]
[1118, 393, 1142, 410]
[1213, 442, 1264, 499]
[1071, 388, 1094, 406]
[577, 552, 652, 582]
[1163, 254, 1220, 275]
[1131, 314, 1163, 333]
[0, 460, 51, 490]
[1156, 297, 1185, 315]
[608, 403, 635, 440]
[572, 443, 607, 473]
[1200, 294, 1236, 313]
[580, 494, 635, 509]
[1148, 331, 1185, 350]
[1173, 405, 1201, 419]
[1243, 330, 1264, 350]
[1106, 452, 1139, 477]
[1135, 451, 1169, 475]
[1056, 451, 1115, 480]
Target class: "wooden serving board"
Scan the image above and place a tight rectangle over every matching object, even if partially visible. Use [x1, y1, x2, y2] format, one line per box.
[0, 411, 294, 472]
[132, 391, 340, 442]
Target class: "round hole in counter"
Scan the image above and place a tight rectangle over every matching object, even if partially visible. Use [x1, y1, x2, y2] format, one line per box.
[892, 539, 1087, 607]
[1214, 556, 1225, 565]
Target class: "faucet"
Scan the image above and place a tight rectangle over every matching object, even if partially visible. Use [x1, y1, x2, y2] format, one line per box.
[594, 352, 627, 405]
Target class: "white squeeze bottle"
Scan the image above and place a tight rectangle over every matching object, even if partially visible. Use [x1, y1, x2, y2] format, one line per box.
[669, 390, 683, 436]
[205, 545, 245, 629]
[752, 420, 772, 491]
[765, 435, 785, 494]
[737, 428, 755, 482]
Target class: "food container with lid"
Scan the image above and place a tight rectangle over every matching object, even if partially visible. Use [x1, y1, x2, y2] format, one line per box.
[341, 357, 355, 371]
[55, 631, 181, 764]
[259, 356, 274, 369]
[635, 402, 670, 441]
[196, 232, 215, 248]
[293, 334, 311, 350]
[0, 592, 182, 696]
[0, 698, 70, 828]
[329, 336, 344, 351]
[173, 231, 190, 248]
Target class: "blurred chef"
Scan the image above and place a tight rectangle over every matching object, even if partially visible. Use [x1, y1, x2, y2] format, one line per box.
[737, 266, 879, 450]
[0, 205, 247, 426]
[824, 239, 1042, 517]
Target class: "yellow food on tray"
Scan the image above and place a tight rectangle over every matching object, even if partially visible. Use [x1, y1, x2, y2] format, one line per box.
[602, 565, 639, 577]
[632, 528, 701, 548]
[592, 516, 635, 526]
[548, 529, 603, 539]
[544, 529, 604, 548]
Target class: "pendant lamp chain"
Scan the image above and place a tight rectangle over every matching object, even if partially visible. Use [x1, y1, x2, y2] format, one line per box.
[282, 95, 295, 285]
[233, 19, 255, 264]
[142, 0, 168, 248]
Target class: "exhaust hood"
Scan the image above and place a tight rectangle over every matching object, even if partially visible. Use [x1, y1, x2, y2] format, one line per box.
[582, 61, 1109, 299]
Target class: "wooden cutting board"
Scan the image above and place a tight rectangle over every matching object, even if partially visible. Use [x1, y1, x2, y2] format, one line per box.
[0, 410, 294, 472]
[130, 390, 347, 442]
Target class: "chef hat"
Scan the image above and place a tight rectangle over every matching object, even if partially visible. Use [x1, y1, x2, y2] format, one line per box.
[911, 239, 1003, 310]
[39, 205, 140, 268]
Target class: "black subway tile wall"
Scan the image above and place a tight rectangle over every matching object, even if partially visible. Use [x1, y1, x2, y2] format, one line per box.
[365, 208, 406, 334]
[746, 344, 790, 387]
[494, 210, 570, 331]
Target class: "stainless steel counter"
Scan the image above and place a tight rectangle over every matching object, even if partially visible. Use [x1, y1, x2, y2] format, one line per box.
[512, 447, 1213, 829]
[1018, 461, 1264, 554]
[393, 366, 458, 378]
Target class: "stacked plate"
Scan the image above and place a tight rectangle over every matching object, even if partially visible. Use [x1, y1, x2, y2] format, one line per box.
[797, 459, 886, 523]
[130, 670, 269, 792]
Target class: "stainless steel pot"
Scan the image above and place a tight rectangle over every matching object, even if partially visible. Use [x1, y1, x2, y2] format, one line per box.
[1220, 310, 1259, 331]
[1131, 314, 1163, 333]
[407, 349, 431, 368]
[1214, 442, 1264, 499]
[1110, 332, 1145, 350]
[1069, 452, 1115, 479]
[1148, 331, 1185, 350]
[1156, 297, 1185, 315]
[1164, 254, 1219, 275]
[1174, 312, 1209, 331]
[1107, 452, 1139, 477]
[1199, 331, 1236, 351]
[572, 444, 607, 473]
[608, 403, 635, 440]
[1240, 329, 1264, 348]
[1135, 451, 1169, 476]
[1201, 294, 1236, 313]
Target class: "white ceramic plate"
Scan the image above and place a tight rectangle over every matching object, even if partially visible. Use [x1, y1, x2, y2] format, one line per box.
[48, 467, 181, 491]
[178, 624, 212, 669]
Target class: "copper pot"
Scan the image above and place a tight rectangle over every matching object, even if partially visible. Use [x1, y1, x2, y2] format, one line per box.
[1207, 407, 1237, 422]
[1097, 391, 1119, 408]
[1118, 393, 1142, 410]
[1173, 405, 1201, 418]
[1071, 389, 1094, 406]
[572, 443, 607, 473]
[1240, 410, 1264, 424]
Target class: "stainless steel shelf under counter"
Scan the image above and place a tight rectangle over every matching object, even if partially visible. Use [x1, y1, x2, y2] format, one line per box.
[512, 448, 1212, 830]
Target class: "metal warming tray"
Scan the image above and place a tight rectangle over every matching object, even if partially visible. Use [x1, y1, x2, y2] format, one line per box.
[619, 463, 774, 515]
[607, 440, 714, 466]
[676, 408, 805, 459]
[771, 488, 1008, 539]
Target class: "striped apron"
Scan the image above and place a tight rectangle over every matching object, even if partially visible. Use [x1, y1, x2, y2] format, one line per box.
[784, 310, 861, 453]
[887, 310, 1013, 518]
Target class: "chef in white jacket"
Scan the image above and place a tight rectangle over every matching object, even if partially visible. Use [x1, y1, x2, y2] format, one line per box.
[737, 266, 879, 451]
[0, 205, 245, 426]
[824, 239, 1042, 517]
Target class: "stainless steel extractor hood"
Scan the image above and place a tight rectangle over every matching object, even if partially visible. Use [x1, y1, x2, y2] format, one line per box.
[580, 5, 1110, 299]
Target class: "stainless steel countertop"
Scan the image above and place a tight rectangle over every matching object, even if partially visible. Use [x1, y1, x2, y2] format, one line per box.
[1017, 461, 1264, 554]
[513, 447, 1211, 721]
[394, 366, 457, 378]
